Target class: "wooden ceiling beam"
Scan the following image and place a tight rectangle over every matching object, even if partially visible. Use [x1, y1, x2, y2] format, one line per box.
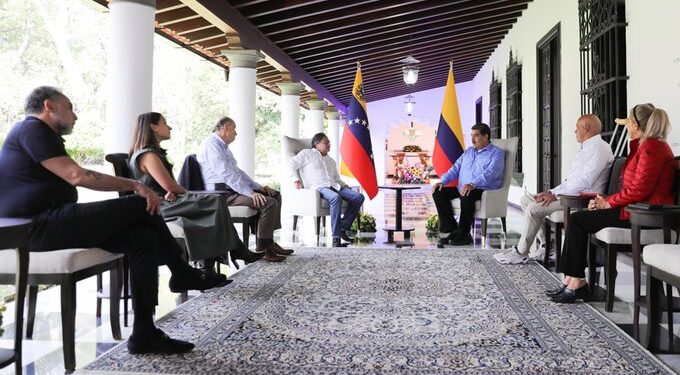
[253, 0, 387, 28]
[192, 0, 346, 112]
[181, 27, 224, 43]
[235, 0, 328, 19]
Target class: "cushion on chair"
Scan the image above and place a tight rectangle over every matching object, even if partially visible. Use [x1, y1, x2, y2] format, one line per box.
[643, 244, 680, 276]
[451, 199, 482, 210]
[594, 227, 678, 245]
[0, 248, 123, 274]
[165, 220, 186, 239]
[228, 206, 258, 218]
[547, 210, 564, 223]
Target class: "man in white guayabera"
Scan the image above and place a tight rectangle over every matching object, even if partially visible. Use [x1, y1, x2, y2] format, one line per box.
[494, 114, 614, 264]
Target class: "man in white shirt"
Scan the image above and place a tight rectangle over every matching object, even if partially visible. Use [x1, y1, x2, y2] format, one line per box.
[494, 114, 614, 264]
[289, 133, 365, 247]
[197, 116, 292, 262]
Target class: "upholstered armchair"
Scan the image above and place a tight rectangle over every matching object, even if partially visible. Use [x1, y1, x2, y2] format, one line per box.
[451, 137, 519, 241]
[281, 136, 350, 239]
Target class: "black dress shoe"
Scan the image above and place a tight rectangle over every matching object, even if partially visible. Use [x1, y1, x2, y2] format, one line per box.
[230, 247, 264, 263]
[551, 284, 591, 303]
[128, 329, 195, 354]
[169, 268, 231, 293]
[544, 284, 568, 297]
[449, 233, 473, 246]
[437, 230, 458, 246]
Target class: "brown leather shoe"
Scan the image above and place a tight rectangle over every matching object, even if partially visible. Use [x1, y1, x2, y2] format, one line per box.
[271, 242, 294, 255]
[263, 245, 286, 262]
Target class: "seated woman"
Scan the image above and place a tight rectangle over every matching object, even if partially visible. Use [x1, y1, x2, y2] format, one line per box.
[550, 104, 676, 303]
[128, 112, 261, 274]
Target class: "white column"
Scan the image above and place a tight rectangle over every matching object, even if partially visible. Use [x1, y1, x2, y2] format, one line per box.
[278, 81, 302, 138]
[105, 0, 155, 154]
[306, 97, 326, 136]
[221, 49, 264, 177]
[326, 107, 340, 166]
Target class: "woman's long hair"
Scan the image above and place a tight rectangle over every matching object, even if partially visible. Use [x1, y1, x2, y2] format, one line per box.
[129, 112, 163, 156]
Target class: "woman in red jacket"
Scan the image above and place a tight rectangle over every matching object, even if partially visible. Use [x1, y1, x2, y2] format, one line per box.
[549, 104, 676, 303]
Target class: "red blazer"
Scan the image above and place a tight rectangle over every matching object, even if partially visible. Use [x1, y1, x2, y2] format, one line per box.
[607, 138, 677, 220]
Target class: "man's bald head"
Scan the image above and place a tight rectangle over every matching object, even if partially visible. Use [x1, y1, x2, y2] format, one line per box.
[575, 114, 602, 143]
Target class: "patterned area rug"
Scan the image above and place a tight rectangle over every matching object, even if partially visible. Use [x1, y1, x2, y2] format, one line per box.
[84, 248, 673, 374]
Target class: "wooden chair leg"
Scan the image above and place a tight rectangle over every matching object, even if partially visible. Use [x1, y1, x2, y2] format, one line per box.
[61, 279, 77, 372]
[26, 285, 38, 339]
[315, 217, 321, 237]
[587, 239, 599, 287]
[96, 273, 102, 318]
[604, 248, 618, 312]
[645, 268, 662, 350]
[544, 222, 552, 269]
[242, 221, 249, 248]
[293, 215, 298, 231]
[500, 217, 507, 234]
[555, 224, 563, 270]
[123, 256, 130, 327]
[666, 282, 674, 349]
[322, 216, 327, 235]
[110, 262, 122, 340]
[481, 219, 488, 239]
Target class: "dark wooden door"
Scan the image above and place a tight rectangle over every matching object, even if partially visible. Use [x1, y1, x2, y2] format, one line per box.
[537, 25, 561, 192]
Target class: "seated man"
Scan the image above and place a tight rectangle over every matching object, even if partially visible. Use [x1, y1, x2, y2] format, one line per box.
[197, 116, 292, 262]
[432, 123, 505, 246]
[0, 86, 226, 355]
[494, 114, 614, 264]
[289, 133, 365, 247]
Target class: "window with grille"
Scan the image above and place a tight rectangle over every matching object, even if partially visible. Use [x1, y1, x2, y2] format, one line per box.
[489, 72, 502, 140]
[579, 0, 627, 143]
[506, 51, 522, 174]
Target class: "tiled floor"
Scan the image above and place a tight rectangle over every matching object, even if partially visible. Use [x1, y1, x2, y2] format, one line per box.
[1, 185, 679, 374]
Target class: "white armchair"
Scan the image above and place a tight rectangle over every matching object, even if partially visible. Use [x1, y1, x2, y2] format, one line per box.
[452, 137, 519, 240]
[282, 136, 349, 238]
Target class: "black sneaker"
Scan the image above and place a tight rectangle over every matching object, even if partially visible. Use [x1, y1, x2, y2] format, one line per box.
[340, 231, 354, 243]
[128, 329, 195, 354]
[332, 237, 349, 247]
[449, 233, 473, 246]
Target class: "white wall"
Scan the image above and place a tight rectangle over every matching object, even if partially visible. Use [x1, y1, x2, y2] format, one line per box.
[365, 82, 475, 182]
[626, 0, 680, 154]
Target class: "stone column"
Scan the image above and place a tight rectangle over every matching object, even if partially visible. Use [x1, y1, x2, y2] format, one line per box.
[326, 106, 340, 165]
[277, 80, 302, 138]
[306, 93, 326, 136]
[221, 49, 264, 177]
[105, 0, 156, 154]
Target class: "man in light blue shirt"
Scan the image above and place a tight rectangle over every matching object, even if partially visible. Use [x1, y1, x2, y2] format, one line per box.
[431, 123, 505, 246]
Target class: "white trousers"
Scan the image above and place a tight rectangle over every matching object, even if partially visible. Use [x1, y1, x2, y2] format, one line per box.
[517, 194, 562, 254]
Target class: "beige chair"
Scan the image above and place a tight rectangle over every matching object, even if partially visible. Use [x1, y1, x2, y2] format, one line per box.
[451, 137, 519, 241]
[0, 247, 122, 373]
[282, 136, 351, 239]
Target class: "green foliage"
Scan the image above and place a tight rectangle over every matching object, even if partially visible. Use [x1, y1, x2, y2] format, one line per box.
[426, 214, 439, 234]
[350, 212, 377, 233]
[66, 145, 104, 164]
[0, 303, 5, 337]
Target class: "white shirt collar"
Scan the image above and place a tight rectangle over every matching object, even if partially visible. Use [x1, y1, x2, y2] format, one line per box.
[581, 134, 602, 149]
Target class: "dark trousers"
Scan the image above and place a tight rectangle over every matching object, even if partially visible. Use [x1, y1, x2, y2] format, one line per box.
[432, 187, 484, 236]
[28, 195, 190, 311]
[557, 208, 629, 278]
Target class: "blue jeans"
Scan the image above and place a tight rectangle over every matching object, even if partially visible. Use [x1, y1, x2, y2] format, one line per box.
[318, 187, 365, 238]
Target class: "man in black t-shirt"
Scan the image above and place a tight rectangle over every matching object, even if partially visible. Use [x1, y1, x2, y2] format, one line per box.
[0, 86, 226, 355]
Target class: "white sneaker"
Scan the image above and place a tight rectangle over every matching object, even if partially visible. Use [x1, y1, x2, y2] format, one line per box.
[494, 247, 529, 264]
[529, 244, 546, 261]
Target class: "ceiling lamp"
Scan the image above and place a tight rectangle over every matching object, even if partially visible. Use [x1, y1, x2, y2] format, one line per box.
[404, 94, 415, 116]
[400, 55, 420, 85]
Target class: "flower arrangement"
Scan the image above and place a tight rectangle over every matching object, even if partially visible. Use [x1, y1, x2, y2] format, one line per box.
[403, 145, 422, 152]
[394, 162, 434, 184]
[350, 212, 377, 233]
[426, 214, 439, 235]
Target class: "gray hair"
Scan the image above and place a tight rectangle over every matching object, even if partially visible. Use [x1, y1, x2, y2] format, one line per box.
[24, 86, 64, 115]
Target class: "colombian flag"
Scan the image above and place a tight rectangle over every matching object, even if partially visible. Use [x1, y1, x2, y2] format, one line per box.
[340, 63, 378, 199]
[432, 62, 465, 186]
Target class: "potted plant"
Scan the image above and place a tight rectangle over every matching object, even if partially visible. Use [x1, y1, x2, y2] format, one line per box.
[426, 214, 439, 236]
[350, 212, 377, 233]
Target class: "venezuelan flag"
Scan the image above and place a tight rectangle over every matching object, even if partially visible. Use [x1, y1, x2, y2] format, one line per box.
[340, 63, 378, 199]
[432, 62, 465, 186]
